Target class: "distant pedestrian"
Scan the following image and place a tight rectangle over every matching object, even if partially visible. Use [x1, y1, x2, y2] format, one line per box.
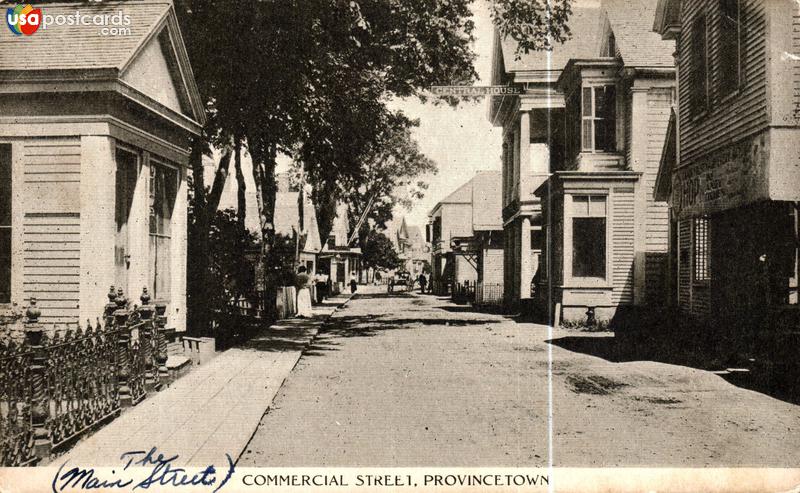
[295, 266, 313, 318]
[349, 272, 358, 294]
[418, 273, 427, 294]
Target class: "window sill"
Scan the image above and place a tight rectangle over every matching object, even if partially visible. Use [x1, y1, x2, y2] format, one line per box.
[564, 278, 612, 289]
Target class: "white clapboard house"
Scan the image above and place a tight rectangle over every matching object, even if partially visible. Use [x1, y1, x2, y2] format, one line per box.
[0, 1, 204, 332]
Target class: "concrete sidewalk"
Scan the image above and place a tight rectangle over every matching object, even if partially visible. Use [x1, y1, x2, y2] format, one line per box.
[55, 293, 353, 467]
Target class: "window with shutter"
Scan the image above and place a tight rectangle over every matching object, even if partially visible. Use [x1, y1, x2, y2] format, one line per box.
[692, 14, 709, 113]
[718, 0, 741, 98]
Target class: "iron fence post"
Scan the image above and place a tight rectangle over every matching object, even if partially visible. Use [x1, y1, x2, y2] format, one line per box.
[24, 298, 51, 461]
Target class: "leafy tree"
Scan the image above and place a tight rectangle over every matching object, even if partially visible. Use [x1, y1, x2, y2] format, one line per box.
[33, 0, 574, 333]
[491, 0, 573, 57]
[195, 208, 258, 336]
[361, 231, 403, 272]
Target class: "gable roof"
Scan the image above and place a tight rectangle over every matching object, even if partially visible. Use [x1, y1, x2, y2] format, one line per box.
[274, 192, 301, 237]
[0, 2, 168, 71]
[428, 171, 502, 231]
[274, 190, 322, 252]
[496, 7, 602, 80]
[0, 1, 205, 128]
[601, 0, 675, 68]
[406, 225, 423, 245]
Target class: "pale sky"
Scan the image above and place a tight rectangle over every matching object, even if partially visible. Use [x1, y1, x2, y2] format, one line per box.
[390, 0, 501, 230]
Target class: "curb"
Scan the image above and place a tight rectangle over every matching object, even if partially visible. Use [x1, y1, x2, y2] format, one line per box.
[234, 292, 355, 466]
[302, 292, 356, 351]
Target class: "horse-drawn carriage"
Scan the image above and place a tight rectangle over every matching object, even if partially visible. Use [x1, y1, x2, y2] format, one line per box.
[388, 271, 414, 293]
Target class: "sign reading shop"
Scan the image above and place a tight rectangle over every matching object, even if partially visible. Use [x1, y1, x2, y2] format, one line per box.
[672, 134, 769, 218]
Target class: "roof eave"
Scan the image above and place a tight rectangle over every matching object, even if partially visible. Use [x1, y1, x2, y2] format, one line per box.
[556, 57, 622, 89]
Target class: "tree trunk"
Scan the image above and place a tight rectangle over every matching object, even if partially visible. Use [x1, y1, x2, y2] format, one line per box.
[234, 135, 247, 229]
[249, 139, 279, 320]
[187, 139, 232, 336]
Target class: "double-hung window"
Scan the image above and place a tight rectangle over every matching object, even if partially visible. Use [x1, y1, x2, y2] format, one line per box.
[691, 14, 709, 113]
[718, 0, 742, 98]
[581, 85, 616, 152]
[0, 144, 11, 303]
[572, 195, 607, 279]
[149, 160, 177, 301]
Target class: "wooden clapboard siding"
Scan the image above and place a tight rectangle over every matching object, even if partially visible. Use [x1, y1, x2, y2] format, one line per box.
[611, 189, 635, 304]
[22, 139, 81, 213]
[678, 0, 768, 166]
[21, 136, 82, 326]
[22, 213, 81, 325]
[793, 6, 800, 120]
[644, 88, 673, 301]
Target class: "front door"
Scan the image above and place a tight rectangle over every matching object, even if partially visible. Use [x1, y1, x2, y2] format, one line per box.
[115, 147, 138, 297]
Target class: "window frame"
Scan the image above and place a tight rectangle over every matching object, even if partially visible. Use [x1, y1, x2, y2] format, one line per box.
[147, 154, 179, 302]
[692, 216, 710, 285]
[580, 85, 617, 153]
[567, 194, 610, 283]
[716, 0, 743, 101]
[0, 143, 12, 305]
[691, 12, 710, 117]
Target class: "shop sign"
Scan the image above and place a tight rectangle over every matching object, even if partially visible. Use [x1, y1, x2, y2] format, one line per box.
[672, 134, 769, 218]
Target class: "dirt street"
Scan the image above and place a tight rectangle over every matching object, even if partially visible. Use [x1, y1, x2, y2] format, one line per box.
[240, 288, 800, 467]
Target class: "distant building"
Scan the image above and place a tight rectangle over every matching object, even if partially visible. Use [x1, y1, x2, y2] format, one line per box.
[391, 217, 429, 278]
[0, 1, 204, 331]
[319, 202, 361, 292]
[273, 173, 322, 274]
[427, 171, 504, 300]
[653, 0, 800, 324]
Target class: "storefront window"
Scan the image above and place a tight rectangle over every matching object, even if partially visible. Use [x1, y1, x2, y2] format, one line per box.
[0, 144, 11, 303]
[572, 195, 607, 279]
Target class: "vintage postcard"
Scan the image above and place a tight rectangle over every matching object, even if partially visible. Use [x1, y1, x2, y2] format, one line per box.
[0, 0, 799, 492]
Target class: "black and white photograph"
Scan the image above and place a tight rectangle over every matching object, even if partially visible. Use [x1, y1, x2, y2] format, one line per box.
[0, 0, 799, 491]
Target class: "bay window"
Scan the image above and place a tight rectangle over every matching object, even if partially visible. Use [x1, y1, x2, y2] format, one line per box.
[572, 195, 607, 279]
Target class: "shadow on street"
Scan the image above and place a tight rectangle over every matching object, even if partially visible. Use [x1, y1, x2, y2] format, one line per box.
[547, 334, 800, 406]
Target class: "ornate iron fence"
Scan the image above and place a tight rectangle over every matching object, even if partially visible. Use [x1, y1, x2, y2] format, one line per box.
[0, 286, 169, 466]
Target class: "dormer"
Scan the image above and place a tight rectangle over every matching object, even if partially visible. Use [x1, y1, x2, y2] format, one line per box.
[557, 59, 624, 172]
